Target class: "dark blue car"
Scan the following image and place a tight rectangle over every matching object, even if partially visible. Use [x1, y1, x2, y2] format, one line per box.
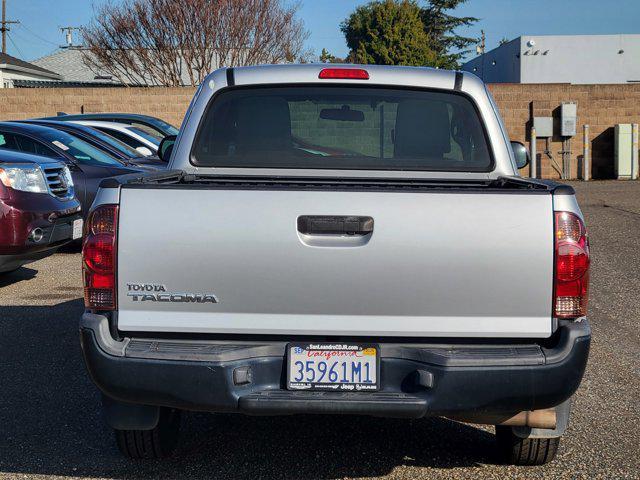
[19, 119, 166, 168]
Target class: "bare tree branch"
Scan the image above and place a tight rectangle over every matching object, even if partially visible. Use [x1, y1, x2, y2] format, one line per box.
[82, 0, 309, 87]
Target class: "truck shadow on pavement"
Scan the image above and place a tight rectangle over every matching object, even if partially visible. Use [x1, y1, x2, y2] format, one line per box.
[0, 267, 37, 288]
[0, 299, 498, 479]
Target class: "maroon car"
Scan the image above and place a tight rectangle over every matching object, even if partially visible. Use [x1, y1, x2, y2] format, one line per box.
[0, 149, 82, 273]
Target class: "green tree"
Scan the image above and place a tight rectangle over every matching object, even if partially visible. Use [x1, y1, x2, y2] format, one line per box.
[320, 48, 345, 63]
[420, 0, 478, 69]
[340, 0, 437, 66]
[320, 48, 333, 63]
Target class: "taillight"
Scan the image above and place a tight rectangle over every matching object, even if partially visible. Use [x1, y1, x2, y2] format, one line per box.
[83, 205, 118, 310]
[318, 68, 369, 80]
[554, 211, 590, 318]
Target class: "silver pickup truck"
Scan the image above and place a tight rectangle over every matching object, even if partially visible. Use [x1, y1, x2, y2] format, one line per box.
[80, 64, 591, 465]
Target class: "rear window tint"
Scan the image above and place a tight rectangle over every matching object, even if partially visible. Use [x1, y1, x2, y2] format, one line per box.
[192, 86, 493, 172]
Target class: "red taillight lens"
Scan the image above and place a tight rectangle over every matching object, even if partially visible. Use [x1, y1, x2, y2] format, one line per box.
[83, 205, 118, 310]
[554, 211, 589, 318]
[83, 234, 115, 273]
[318, 68, 369, 80]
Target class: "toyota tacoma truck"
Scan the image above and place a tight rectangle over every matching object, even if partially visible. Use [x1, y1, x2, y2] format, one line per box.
[80, 65, 591, 465]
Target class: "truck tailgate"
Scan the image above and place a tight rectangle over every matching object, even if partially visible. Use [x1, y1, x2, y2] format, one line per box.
[117, 187, 554, 337]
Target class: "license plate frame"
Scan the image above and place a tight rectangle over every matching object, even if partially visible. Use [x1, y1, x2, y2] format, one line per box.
[287, 343, 380, 392]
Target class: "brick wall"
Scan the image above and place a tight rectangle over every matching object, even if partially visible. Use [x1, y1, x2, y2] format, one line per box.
[0, 87, 196, 129]
[1, 83, 638, 179]
[488, 83, 640, 179]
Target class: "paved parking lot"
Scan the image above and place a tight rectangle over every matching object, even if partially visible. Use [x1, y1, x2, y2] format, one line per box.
[1, 181, 639, 479]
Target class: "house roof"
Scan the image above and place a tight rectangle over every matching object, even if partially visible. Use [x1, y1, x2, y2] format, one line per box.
[0, 52, 61, 79]
[33, 47, 216, 86]
[32, 48, 121, 84]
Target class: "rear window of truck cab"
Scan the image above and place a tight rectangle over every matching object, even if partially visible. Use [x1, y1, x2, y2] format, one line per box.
[191, 86, 493, 172]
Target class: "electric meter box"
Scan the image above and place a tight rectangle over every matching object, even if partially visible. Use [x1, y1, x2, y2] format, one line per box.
[560, 102, 577, 137]
[533, 117, 553, 137]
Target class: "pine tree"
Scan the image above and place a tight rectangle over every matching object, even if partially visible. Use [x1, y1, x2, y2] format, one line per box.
[340, 0, 437, 66]
[420, 0, 478, 69]
[320, 48, 335, 63]
[340, 0, 478, 69]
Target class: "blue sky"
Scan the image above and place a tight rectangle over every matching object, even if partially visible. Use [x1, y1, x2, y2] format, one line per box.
[5, 0, 640, 62]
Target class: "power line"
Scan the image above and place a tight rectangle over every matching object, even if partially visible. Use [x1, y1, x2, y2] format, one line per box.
[18, 23, 58, 47]
[9, 28, 56, 60]
[7, 32, 23, 58]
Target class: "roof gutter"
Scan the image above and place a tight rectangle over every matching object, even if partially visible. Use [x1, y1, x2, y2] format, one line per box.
[0, 64, 62, 80]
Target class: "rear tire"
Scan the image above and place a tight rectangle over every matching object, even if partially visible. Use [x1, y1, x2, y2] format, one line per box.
[115, 408, 181, 459]
[495, 425, 560, 465]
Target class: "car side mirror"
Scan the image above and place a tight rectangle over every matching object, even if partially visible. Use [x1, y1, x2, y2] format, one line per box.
[158, 135, 177, 163]
[511, 141, 530, 169]
[136, 146, 154, 157]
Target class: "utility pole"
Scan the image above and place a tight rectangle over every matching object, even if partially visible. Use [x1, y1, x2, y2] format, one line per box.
[476, 30, 486, 55]
[1, 0, 20, 54]
[60, 26, 81, 48]
[478, 30, 486, 81]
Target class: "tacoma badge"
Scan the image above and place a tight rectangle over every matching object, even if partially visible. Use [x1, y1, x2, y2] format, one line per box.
[126, 283, 218, 303]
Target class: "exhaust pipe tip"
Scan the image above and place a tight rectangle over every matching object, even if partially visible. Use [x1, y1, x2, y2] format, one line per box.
[498, 409, 557, 429]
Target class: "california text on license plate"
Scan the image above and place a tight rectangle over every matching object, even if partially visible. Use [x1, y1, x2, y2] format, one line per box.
[287, 343, 379, 391]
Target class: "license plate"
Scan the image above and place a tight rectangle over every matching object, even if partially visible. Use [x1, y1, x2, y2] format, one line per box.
[287, 343, 379, 391]
[72, 219, 83, 240]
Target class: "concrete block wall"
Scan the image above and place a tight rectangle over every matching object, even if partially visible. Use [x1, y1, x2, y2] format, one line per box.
[0, 87, 197, 128]
[1, 83, 639, 179]
[488, 83, 640, 179]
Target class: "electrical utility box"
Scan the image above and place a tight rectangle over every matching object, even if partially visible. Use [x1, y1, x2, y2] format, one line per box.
[615, 124, 636, 179]
[533, 117, 553, 137]
[560, 102, 577, 137]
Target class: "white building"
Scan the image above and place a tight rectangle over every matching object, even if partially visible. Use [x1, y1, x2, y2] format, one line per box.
[0, 52, 62, 88]
[462, 34, 640, 84]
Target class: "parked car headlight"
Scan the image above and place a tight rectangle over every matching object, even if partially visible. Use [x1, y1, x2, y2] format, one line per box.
[0, 163, 49, 193]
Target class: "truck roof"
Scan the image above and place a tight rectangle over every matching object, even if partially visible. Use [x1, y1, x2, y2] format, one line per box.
[208, 63, 481, 92]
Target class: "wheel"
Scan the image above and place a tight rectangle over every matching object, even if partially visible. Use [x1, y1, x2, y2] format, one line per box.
[114, 408, 181, 459]
[495, 425, 560, 465]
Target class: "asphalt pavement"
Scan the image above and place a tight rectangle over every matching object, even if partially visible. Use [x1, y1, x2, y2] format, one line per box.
[0, 180, 638, 479]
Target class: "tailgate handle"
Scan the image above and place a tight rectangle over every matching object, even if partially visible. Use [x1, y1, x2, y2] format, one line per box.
[297, 216, 374, 236]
